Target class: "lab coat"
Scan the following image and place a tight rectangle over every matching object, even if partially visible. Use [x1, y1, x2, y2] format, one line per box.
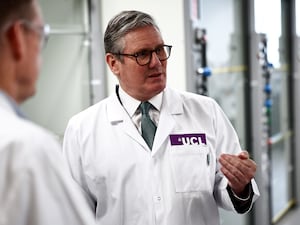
[0, 92, 95, 225]
[63, 87, 260, 225]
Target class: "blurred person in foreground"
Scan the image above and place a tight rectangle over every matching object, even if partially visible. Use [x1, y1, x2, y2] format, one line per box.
[63, 10, 260, 225]
[0, 1, 95, 224]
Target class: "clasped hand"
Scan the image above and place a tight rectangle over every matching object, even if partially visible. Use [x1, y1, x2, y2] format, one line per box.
[219, 151, 256, 197]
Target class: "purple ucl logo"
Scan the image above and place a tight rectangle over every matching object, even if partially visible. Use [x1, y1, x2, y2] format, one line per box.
[169, 133, 207, 146]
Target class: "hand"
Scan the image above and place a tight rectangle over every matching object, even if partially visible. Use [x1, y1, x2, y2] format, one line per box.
[219, 151, 256, 196]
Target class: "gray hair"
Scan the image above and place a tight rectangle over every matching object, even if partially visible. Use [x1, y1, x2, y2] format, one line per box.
[104, 10, 160, 54]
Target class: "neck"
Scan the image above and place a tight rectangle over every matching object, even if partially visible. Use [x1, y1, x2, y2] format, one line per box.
[0, 69, 20, 104]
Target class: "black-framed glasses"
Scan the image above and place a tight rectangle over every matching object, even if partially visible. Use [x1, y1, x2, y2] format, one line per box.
[114, 44, 172, 66]
[20, 20, 50, 48]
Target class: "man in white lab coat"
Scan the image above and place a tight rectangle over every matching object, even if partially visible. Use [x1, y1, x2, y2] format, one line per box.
[63, 10, 260, 225]
[0, 1, 95, 224]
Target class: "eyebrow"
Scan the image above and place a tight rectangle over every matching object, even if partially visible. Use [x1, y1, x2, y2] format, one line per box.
[132, 44, 165, 53]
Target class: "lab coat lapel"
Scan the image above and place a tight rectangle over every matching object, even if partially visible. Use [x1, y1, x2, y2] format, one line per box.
[152, 88, 183, 154]
[106, 94, 149, 149]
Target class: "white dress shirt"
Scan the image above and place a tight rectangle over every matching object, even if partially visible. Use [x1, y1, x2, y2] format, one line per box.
[118, 85, 161, 133]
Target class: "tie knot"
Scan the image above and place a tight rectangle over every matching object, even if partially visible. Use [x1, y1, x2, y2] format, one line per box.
[140, 101, 152, 116]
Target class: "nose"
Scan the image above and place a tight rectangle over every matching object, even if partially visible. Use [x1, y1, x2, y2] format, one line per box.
[149, 51, 162, 67]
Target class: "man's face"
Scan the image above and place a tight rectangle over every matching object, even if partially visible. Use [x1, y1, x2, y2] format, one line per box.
[111, 26, 168, 101]
[16, 1, 44, 103]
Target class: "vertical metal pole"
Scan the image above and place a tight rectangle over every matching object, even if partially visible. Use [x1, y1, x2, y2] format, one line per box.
[196, 29, 211, 96]
[87, 0, 107, 105]
[290, 0, 300, 207]
[249, 33, 271, 225]
[184, 0, 211, 96]
[246, 0, 271, 224]
[259, 33, 273, 223]
[184, 0, 197, 93]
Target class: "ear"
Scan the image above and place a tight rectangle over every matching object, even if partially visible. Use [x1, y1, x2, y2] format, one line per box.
[106, 53, 121, 76]
[5, 22, 26, 60]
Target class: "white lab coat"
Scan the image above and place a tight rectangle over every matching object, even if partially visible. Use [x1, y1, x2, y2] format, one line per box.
[0, 92, 95, 225]
[63, 87, 260, 225]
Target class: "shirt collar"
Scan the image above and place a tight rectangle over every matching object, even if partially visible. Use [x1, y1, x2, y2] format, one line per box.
[118, 85, 163, 117]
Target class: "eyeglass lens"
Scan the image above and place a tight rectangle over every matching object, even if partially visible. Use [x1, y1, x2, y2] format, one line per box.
[137, 45, 171, 65]
[21, 20, 50, 48]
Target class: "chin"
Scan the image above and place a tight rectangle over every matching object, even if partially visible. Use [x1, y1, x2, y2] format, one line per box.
[151, 83, 165, 95]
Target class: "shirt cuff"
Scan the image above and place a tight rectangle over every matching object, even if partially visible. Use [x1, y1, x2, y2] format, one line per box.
[227, 183, 254, 213]
[229, 183, 252, 201]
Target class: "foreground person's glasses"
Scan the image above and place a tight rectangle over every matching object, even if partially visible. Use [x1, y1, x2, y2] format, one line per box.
[20, 20, 50, 48]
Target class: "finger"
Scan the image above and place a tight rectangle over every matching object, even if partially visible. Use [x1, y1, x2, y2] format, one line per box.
[220, 154, 245, 168]
[220, 165, 246, 192]
[221, 153, 255, 170]
[221, 164, 243, 182]
[219, 155, 256, 180]
[238, 151, 249, 159]
[221, 160, 254, 191]
[220, 158, 248, 179]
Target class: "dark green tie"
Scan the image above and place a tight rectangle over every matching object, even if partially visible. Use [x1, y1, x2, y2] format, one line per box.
[140, 101, 157, 149]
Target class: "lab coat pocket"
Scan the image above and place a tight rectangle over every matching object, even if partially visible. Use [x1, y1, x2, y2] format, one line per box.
[170, 146, 211, 193]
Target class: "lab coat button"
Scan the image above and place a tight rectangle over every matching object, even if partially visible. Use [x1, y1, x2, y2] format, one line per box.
[153, 196, 161, 202]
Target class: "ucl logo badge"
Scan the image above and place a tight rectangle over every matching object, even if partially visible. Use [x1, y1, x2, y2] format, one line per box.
[169, 133, 207, 146]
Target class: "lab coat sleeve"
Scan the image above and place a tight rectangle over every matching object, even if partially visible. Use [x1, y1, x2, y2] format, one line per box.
[0, 130, 95, 225]
[211, 99, 260, 213]
[63, 116, 97, 212]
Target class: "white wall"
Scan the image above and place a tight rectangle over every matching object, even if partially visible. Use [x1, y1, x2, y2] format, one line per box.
[100, 0, 187, 95]
[21, 0, 90, 139]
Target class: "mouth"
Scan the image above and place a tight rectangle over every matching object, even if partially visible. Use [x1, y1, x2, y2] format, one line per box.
[148, 72, 162, 78]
